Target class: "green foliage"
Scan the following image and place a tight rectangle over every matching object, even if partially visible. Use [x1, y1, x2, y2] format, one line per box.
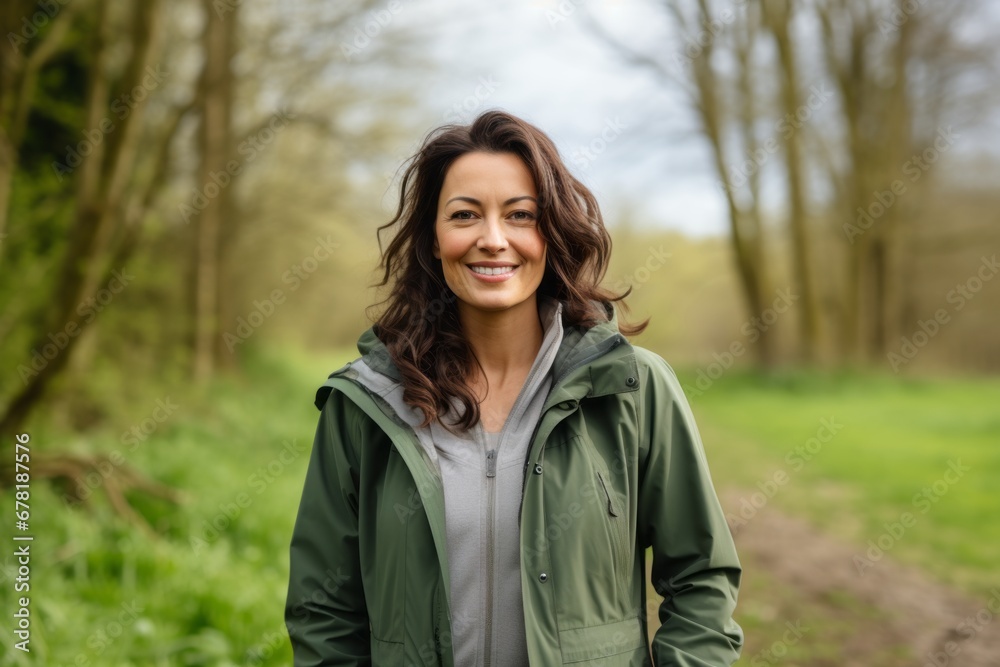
[0, 347, 354, 666]
[0, 169, 74, 401]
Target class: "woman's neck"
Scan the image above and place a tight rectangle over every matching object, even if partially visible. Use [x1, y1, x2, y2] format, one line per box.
[458, 295, 544, 382]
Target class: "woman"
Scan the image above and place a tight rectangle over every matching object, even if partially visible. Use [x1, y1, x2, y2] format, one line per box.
[285, 110, 743, 666]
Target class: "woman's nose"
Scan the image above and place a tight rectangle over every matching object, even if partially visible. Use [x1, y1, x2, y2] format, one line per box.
[476, 216, 509, 253]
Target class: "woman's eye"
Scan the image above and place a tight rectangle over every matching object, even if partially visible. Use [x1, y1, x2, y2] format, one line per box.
[510, 210, 536, 222]
[450, 211, 476, 220]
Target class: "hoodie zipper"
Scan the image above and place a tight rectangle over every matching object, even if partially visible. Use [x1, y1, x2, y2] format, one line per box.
[484, 436, 496, 667]
[481, 323, 560, 667]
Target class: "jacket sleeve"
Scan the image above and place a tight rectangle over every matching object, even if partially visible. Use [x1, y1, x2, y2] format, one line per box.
[285, 388, 371, 666]
[635, 349, 744, 666]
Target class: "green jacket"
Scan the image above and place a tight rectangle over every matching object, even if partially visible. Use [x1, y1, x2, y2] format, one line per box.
[285, 300, 743, 666]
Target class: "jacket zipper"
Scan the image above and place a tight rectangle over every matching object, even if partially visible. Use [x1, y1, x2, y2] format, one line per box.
[597, 469, 619, 517]
[597, 469, 630, 596]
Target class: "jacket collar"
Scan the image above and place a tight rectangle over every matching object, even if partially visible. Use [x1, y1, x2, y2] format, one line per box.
[547, 299, 636, 401]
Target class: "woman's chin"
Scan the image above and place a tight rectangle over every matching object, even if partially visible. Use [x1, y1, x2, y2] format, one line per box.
[457, 291, 535, 314]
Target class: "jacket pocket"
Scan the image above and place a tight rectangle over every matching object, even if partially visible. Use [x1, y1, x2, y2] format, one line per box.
[558, 616, 648, 663]
[596, 470, 631, 598]
[371, 634, 405, 665]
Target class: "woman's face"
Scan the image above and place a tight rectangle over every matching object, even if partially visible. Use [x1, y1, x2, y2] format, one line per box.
[434, 151, 547, 316]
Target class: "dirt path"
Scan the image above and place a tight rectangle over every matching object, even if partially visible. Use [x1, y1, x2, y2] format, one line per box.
[722, 490, 1000, 666]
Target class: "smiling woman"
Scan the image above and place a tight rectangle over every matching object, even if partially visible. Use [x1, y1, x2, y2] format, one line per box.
[285, 110, 744, 666]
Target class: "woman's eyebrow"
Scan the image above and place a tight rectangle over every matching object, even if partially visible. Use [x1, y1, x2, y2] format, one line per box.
[444, 195, 537, 206]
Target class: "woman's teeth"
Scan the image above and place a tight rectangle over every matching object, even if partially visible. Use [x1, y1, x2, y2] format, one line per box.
[470, 266, 515, 275]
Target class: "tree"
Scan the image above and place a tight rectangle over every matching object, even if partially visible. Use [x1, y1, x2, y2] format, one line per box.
[812, 0, 990, 362]
[191, 0, 237, 382]
[762, 0, 821, 362]
[0, 0, 174, 436]
[584, 0, 995, 365]
[582, 1, 779, 366]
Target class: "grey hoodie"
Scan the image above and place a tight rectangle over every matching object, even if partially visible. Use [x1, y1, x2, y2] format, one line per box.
[345, 296, 564, 667]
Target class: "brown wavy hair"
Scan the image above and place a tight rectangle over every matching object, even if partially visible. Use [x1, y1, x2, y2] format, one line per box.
[371, 109, 648, 432]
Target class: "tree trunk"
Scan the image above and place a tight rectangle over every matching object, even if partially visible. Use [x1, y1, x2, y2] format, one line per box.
[872, 2, 914, 361]
[192, 0, 236, 382]
[688, 3, 774, 367]
[764, 0, 821, 364]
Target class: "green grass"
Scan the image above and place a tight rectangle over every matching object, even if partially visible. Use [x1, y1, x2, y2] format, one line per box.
[680, 367, 1000, 597]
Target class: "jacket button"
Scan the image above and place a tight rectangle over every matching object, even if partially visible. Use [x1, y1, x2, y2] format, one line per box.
[625, 376, 637, 386]
[538, 572, 548, 582]
[534, 464, 543, 474]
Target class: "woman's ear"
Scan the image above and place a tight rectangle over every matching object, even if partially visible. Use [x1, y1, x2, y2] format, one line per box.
[432, 238, 440, 259]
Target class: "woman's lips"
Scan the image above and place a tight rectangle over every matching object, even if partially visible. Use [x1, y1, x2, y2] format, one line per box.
[466, 264, 518, 283]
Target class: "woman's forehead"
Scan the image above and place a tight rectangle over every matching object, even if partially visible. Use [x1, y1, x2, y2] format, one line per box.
[440, 152, 537, 201]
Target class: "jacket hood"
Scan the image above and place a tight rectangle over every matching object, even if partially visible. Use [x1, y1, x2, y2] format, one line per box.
[315, 297, 630, 411]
